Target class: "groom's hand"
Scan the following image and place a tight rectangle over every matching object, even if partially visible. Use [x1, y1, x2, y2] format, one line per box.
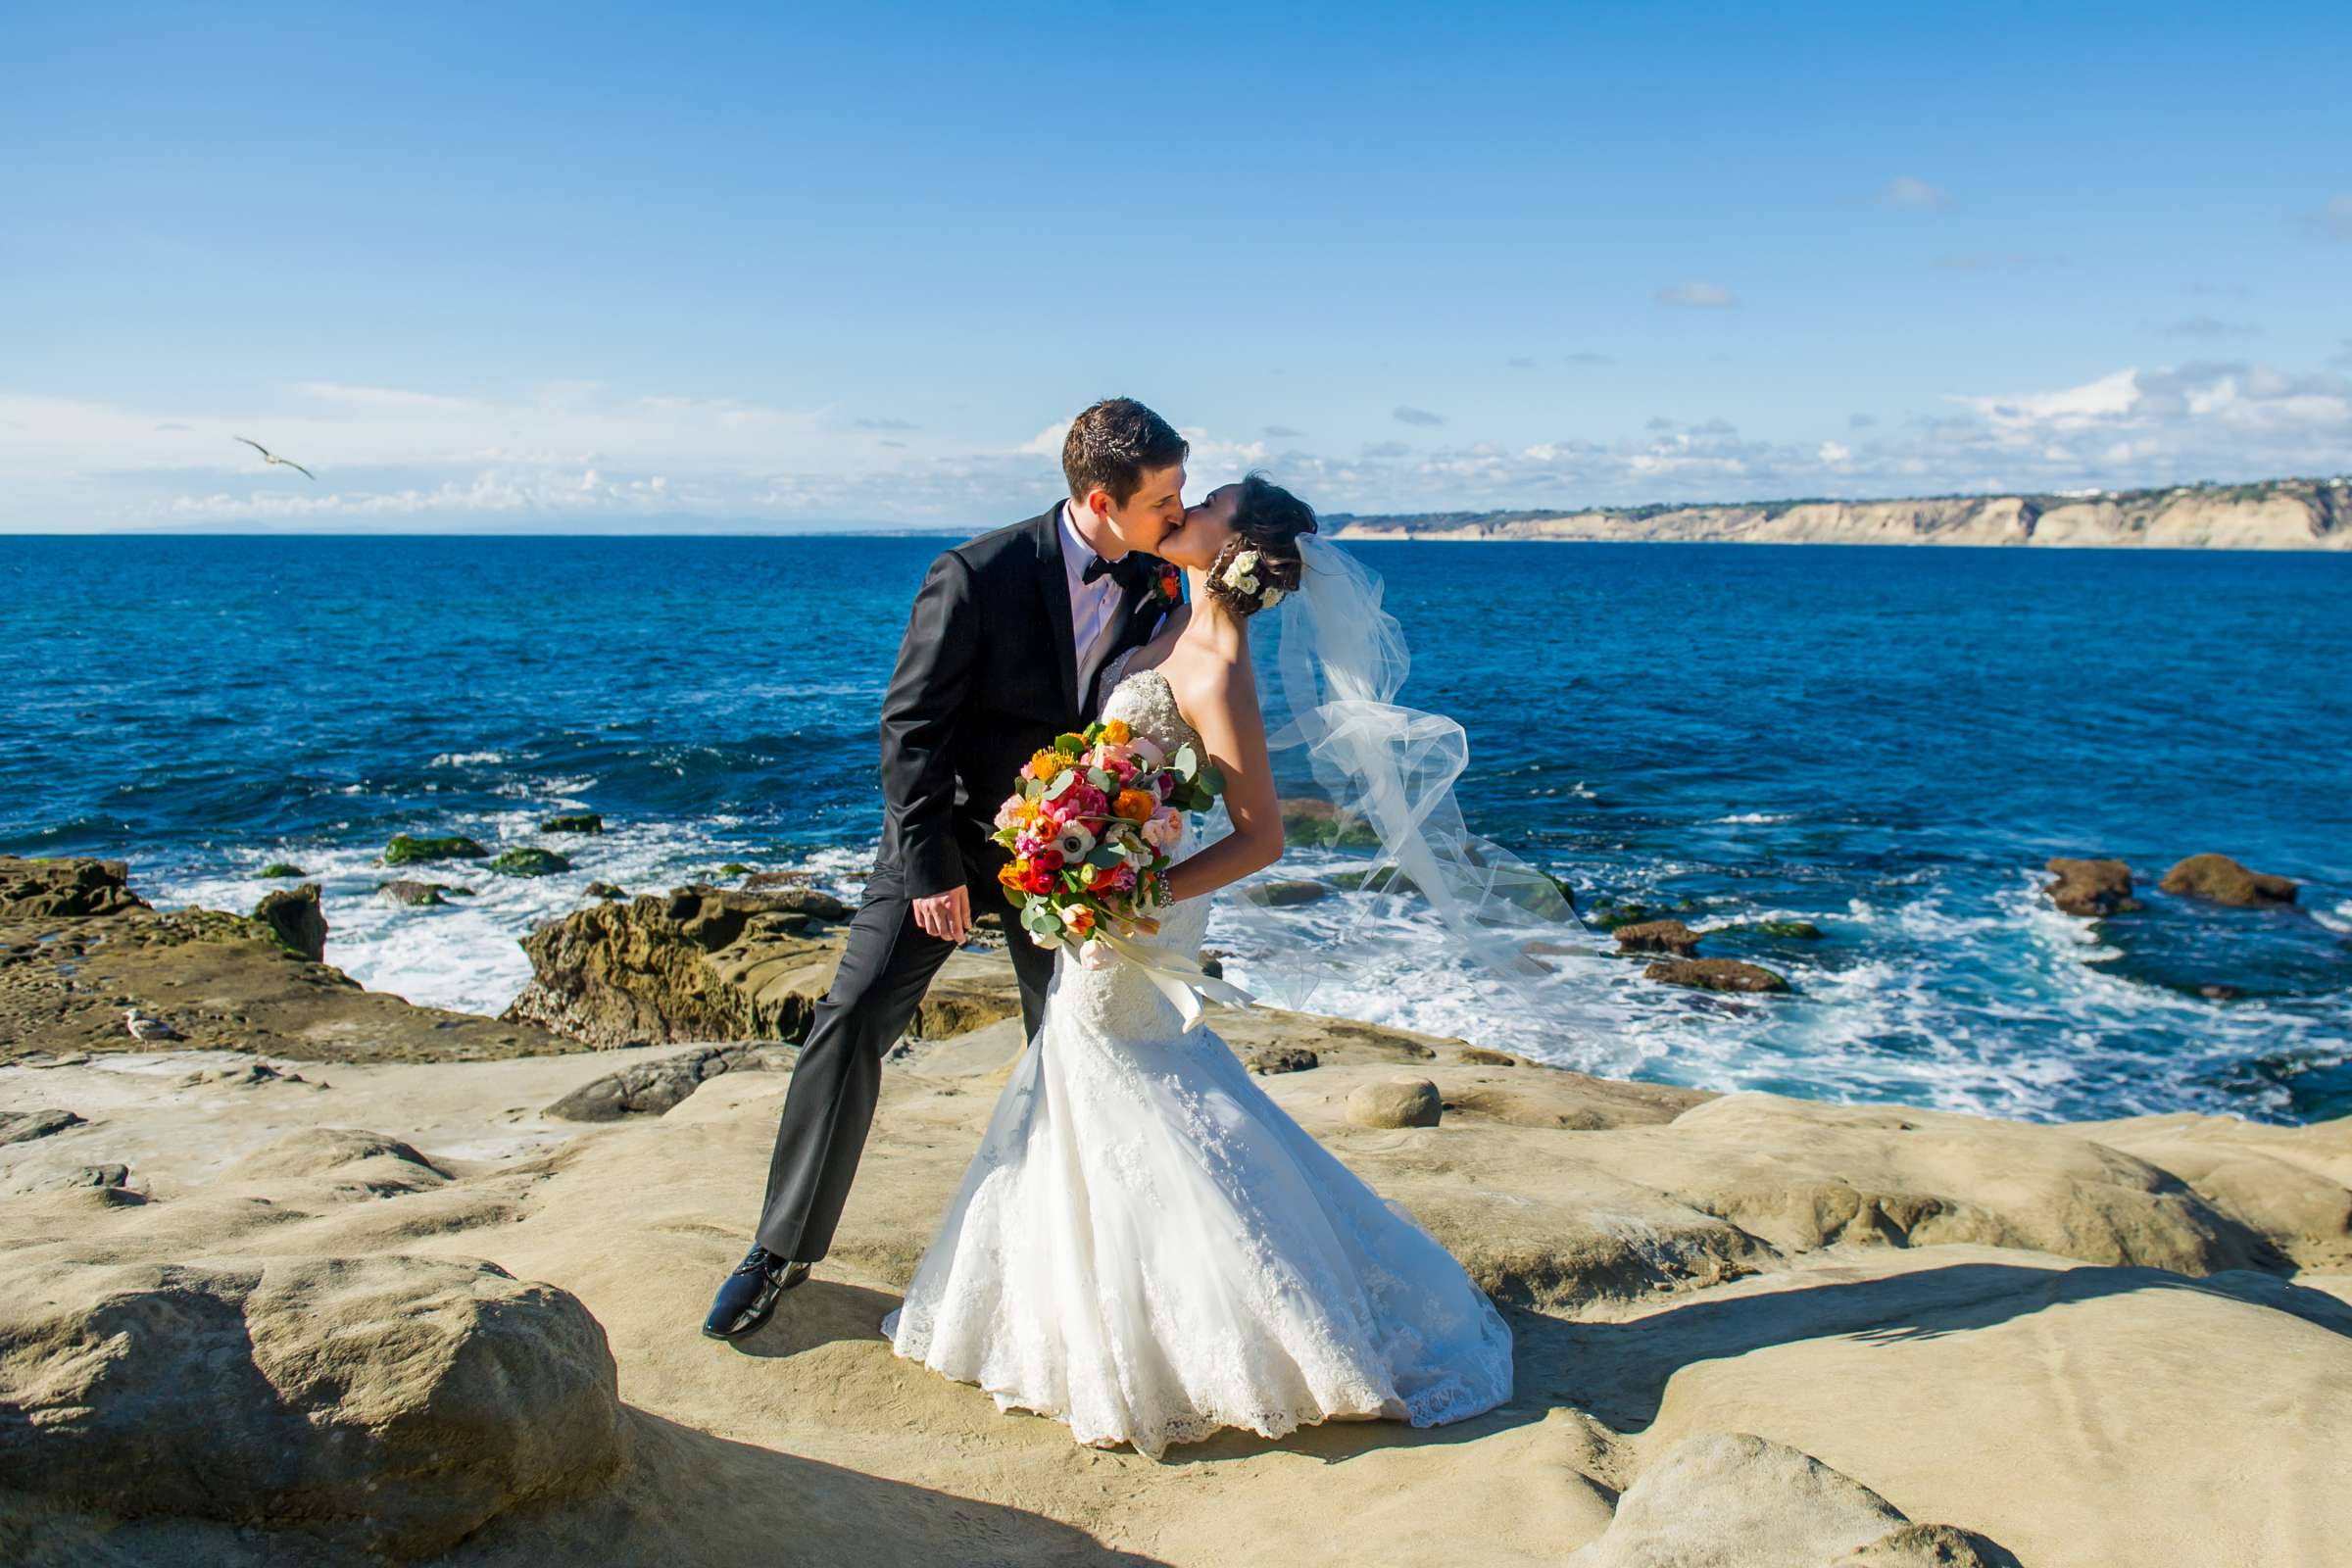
[912, 885, 970, 945]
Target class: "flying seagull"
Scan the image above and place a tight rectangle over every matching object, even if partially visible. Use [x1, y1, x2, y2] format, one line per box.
[234, 435, 317, 480]
[122, 1007, 185, 1042]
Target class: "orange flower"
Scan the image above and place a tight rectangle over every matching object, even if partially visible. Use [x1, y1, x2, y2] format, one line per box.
[1114, 788, 1155, 822]
[1099, 717, 1133, 745]
[1027, 748, 1068, 781]
[1064, 906, 1096, 936]
[997, 858, 1028, 890]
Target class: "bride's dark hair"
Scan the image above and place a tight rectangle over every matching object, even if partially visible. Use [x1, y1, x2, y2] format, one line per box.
[1205, 474, 1318, 617]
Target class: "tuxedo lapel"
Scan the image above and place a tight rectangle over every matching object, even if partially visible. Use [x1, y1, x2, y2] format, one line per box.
[1028, 505, 1081, 720]
[1084, 566, 1170, 716]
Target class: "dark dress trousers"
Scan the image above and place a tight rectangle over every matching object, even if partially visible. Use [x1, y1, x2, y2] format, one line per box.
[753, 506, 1167, 1263]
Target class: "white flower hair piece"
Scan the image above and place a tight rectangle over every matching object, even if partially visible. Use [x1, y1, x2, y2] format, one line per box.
[1216, 546, 1283, 609]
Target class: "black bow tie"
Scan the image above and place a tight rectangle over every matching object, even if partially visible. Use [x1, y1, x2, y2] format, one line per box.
[1082, 552, 1150, 587]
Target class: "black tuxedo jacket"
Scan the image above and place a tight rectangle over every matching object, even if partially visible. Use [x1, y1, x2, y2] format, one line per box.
[874, 505, 1168, 900]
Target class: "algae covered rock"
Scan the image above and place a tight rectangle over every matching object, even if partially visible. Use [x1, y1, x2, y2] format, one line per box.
[1280, 797, 1381, 848]
[382, 833, 490, 865]
[490, 846, 573, 878]
[251, 882, 328, 962]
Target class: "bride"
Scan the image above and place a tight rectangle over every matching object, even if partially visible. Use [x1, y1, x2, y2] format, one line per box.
[878, 475, 1520, 1459]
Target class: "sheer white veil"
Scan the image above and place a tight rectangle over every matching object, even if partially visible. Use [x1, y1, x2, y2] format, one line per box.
[1214, 530, 1595, 1020]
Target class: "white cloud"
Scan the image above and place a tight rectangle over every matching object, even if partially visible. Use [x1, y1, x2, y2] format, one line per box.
[1016, 419, 1070, 457]
[8, 352, 2349, 531]
[1654, 281, 1737, 310]
[1955, 368, 2144, 432]
[1878, 175, 1951, 209]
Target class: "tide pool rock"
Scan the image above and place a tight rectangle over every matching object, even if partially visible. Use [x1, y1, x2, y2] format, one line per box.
[0, 856, 148, 918]
[256, 860, 307, 878]
[540, 811, 605, 834]
[1647, 957, 1790, 994]
[503, 883, 1010, 1048]
[0, 1107, 85, 1144]
[251, 882, 327, 962]
[490, 846, 573, 877]
[2044, 857, 2143, 916]
[1348, 1076, 1444, 1128]
[2159, 853, 2298, 907]
[1565, 1433, 2016, 1566]
[0, 1251, 625, 1558]
[382, 833, 489, 865]
[544, 1043, 794, 1121]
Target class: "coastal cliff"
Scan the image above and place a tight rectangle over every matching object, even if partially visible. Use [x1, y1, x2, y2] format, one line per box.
[5, 855, 2351, 1565]
[1333, 474, 2352, 549]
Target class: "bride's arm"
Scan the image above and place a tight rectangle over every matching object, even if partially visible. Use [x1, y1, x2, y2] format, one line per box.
[1160, 658, 1283, 904]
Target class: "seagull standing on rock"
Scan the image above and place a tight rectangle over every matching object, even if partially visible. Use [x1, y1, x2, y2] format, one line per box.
[233, 435, 317, 480]
[122, 1007, 184, 1041]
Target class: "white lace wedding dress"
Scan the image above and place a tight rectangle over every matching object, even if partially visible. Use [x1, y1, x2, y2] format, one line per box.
[879, 661, 1514, 1459]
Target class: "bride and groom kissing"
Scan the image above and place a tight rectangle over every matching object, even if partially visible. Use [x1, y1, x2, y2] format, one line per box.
[703, 396, 1515, 1459]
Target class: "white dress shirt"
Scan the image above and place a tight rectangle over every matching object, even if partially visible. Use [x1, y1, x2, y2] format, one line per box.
[1057, 500, 1127, 702]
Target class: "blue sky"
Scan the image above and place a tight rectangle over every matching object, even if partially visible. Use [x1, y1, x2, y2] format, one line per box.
[3, 2, 2346, 531]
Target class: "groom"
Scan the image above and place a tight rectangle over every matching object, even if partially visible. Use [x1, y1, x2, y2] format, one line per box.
[705, 396, 1190, 1339]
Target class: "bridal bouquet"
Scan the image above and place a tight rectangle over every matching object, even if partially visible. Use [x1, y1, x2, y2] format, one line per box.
[993, 716, 1223, 967]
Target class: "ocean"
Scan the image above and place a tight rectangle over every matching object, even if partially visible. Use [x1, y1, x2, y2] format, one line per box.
[6, 532, 2347, 1125]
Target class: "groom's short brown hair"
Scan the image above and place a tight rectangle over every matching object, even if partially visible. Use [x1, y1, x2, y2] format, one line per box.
[1062, 398, 1189, 505]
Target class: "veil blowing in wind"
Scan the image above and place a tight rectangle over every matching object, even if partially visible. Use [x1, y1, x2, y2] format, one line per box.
[1215, 531, 1599, 1034]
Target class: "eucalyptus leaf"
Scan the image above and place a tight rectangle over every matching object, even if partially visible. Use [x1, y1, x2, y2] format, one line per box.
[1045, 771, 1077, 801]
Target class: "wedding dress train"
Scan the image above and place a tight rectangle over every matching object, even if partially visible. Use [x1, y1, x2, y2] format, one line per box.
[879, 662, 1514, 1459]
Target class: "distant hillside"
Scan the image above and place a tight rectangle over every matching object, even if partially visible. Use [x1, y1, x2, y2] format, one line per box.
[1327, 475, 2352, 550]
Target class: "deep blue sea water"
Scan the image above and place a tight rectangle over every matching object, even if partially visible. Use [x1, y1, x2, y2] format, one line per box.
[6, 533, 2348, 1125]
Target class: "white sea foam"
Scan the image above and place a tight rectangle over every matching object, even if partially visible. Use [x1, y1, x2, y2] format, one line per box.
[428, 751, 505, 767]
[1708, 811, 1794, 824]
[153, 830, 2328, 1125]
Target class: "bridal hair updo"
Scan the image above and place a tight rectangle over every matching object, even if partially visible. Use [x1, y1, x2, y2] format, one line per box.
[1206, 474, 1318, 617]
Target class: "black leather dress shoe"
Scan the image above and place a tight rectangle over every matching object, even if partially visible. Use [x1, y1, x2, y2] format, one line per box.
[701, 1245, 812, 1340]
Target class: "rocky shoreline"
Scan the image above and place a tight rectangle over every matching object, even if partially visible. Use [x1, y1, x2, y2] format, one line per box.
[3, 853, 2349, 1565]
[1333, 474, 2352, 550]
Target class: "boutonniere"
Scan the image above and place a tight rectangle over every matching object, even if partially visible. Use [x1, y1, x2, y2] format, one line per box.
[1148, 561, 1184, 609]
